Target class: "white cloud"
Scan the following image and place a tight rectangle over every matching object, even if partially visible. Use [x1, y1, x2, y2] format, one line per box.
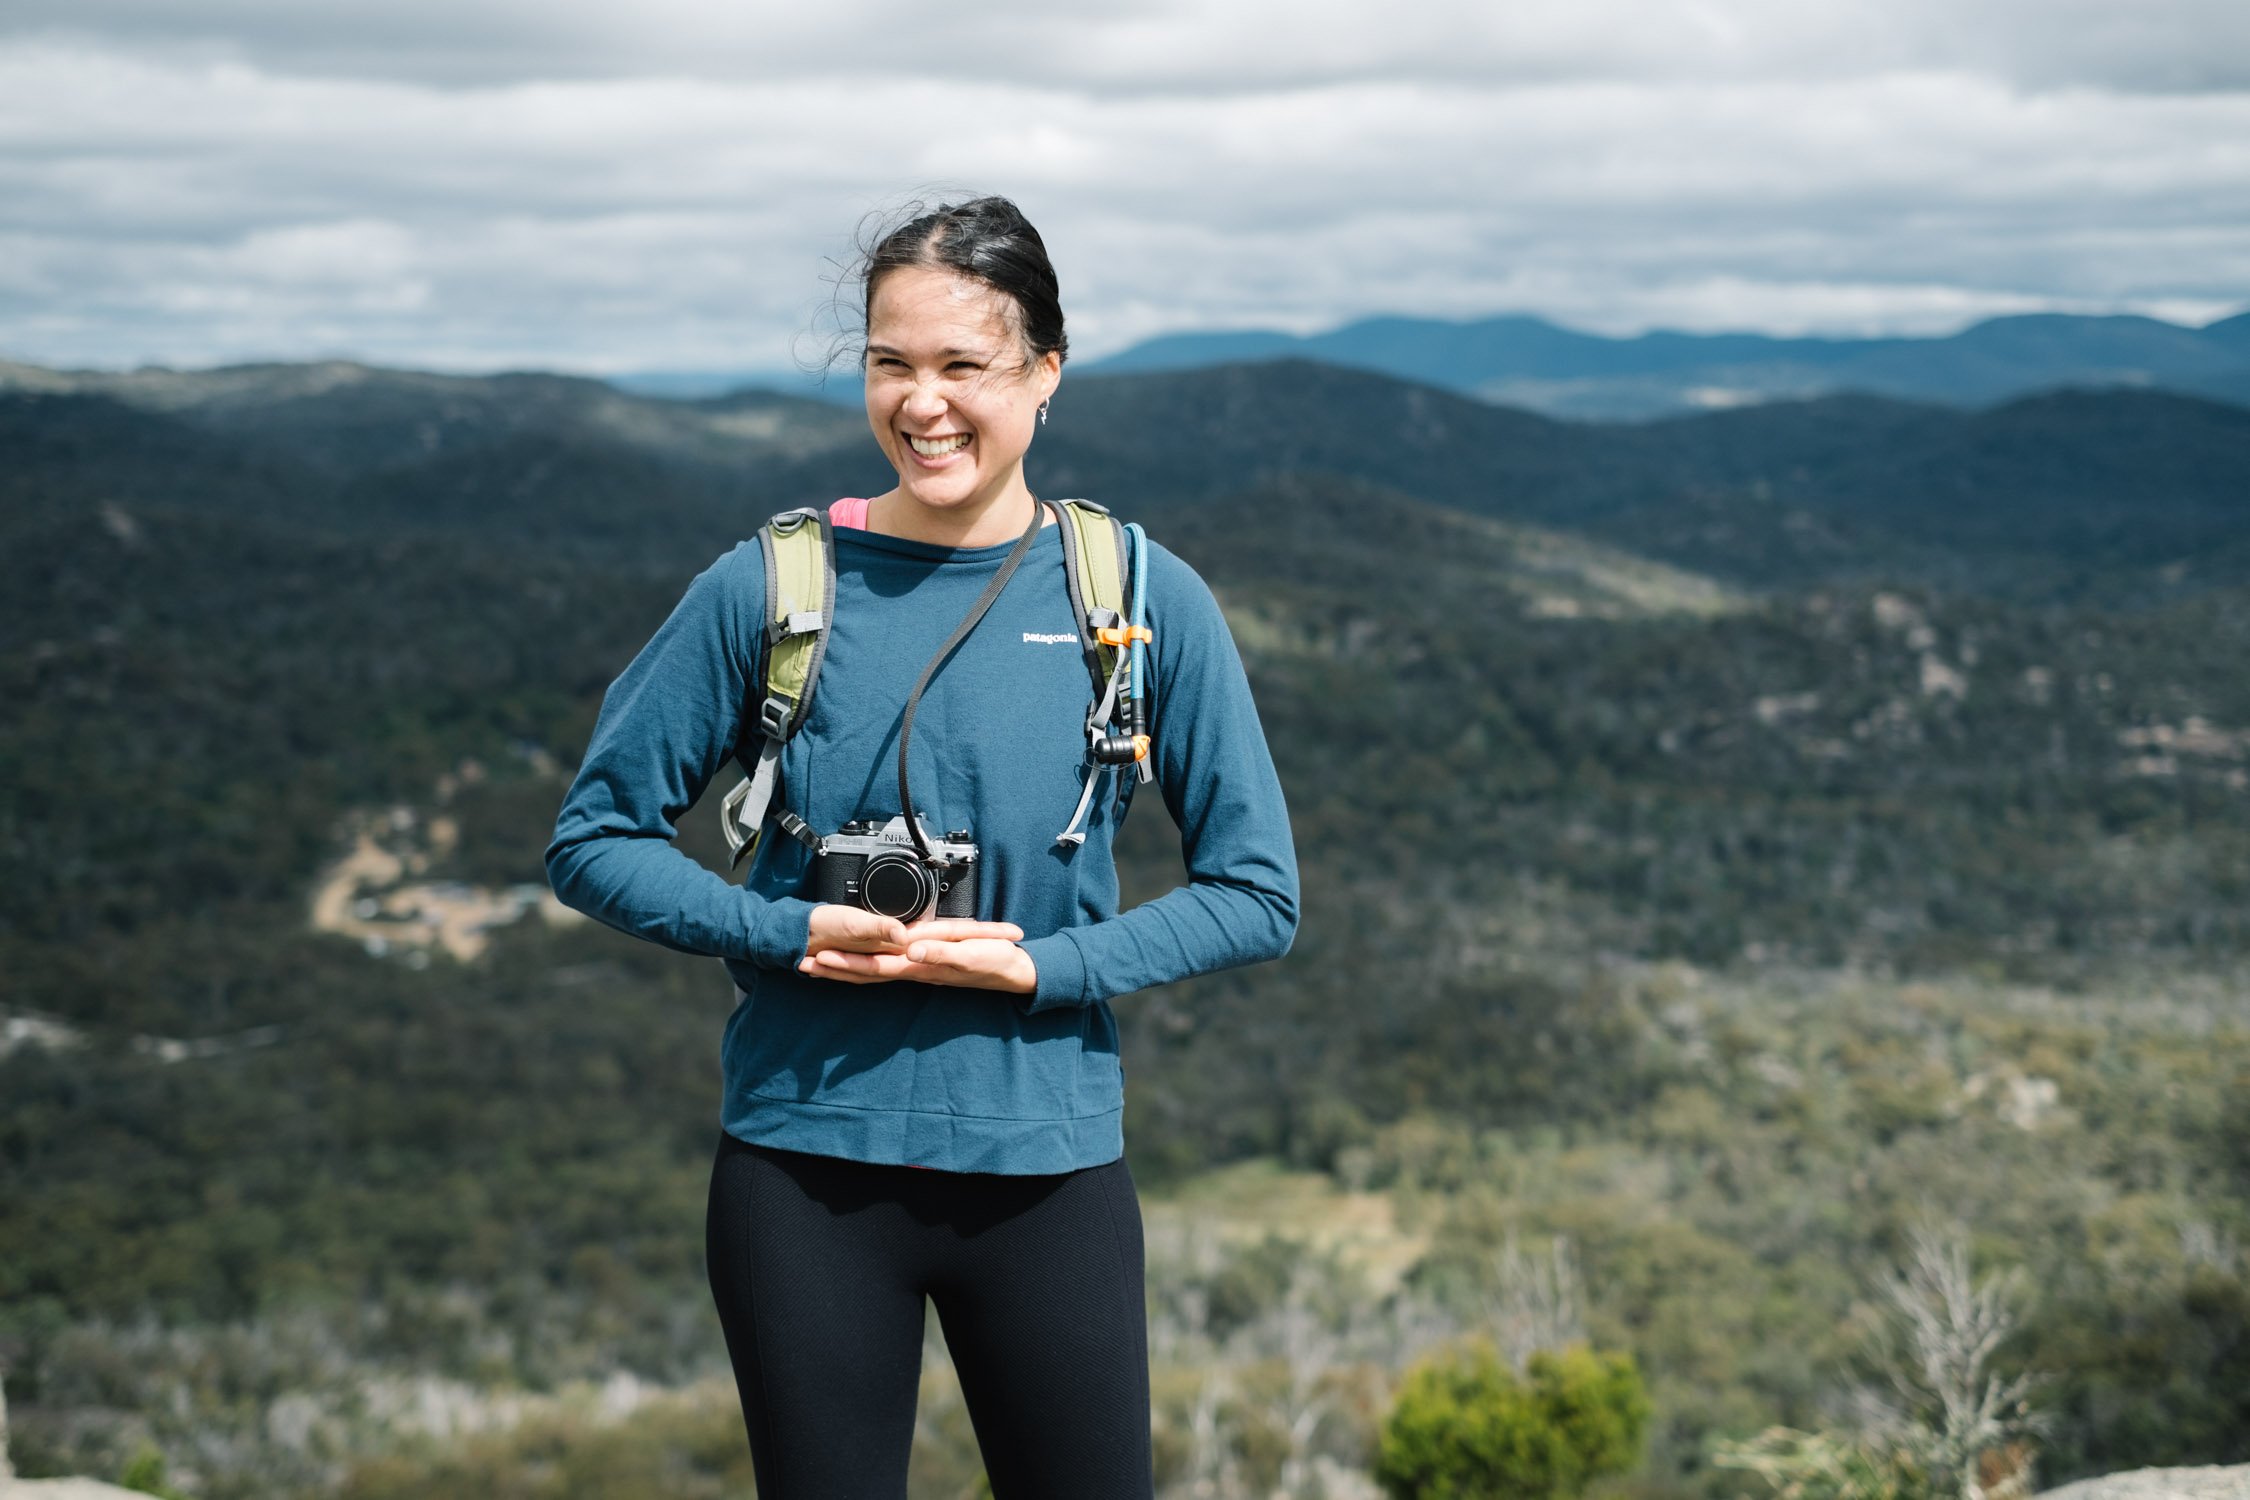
[1, 3, 2246, 372]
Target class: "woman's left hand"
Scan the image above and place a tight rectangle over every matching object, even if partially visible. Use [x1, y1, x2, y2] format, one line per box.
[796, 919, 1038, 995]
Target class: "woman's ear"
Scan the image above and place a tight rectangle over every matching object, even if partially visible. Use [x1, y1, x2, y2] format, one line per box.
[1034, 350, 1062, 405]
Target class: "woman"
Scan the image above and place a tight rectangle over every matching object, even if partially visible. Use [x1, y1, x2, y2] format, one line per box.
[546, 195, 1299, 1498]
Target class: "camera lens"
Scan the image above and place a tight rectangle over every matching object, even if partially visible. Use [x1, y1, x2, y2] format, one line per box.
[859, 852, 935, 921]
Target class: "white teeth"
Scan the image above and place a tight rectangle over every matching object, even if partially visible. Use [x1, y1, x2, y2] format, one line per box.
[909, 433, 970, 456]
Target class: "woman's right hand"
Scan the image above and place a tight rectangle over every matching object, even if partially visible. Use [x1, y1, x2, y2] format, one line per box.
[801, 904, 1024, 965]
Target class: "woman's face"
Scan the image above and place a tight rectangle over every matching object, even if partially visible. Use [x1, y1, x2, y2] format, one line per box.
[864, 264, 1061, 522]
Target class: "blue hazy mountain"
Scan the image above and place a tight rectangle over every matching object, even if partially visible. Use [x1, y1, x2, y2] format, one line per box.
[1079, 309, 2250, 419]
[610, 365, 863, 406]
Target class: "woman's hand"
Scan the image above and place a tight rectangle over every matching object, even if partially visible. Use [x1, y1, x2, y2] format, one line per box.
[802, 902, 922, 959]
[797, 907, 1037, 995]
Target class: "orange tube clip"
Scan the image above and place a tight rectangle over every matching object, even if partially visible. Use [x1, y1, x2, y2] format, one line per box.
[1097, 625, 1153, 647]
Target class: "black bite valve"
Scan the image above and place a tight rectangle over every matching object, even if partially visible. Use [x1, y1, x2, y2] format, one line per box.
[1092, 734, 1142, 766]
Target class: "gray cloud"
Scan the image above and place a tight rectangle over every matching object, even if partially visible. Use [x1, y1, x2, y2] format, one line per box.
[2, 3, 2245, 373]
[12, 0, 2250, 93]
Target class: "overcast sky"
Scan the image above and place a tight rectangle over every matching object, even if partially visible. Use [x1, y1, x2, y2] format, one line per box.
[4, 0, 2247, 375]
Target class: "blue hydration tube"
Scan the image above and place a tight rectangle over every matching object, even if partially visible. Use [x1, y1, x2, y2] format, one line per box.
[1125, 521, 1152, 782]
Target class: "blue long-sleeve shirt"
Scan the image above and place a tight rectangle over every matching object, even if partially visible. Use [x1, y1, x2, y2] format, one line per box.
[546, 511, 1299, 1173]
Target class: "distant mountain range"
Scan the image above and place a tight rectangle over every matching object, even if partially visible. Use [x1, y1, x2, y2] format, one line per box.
[610, 308, 2250, 420]
[1080, 310, 2250, 419]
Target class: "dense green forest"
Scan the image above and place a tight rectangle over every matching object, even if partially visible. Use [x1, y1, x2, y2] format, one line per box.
[2, 360, 2246, 1497]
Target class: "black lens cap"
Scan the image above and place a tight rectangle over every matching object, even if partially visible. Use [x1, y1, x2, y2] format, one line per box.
[861, 854, 932, 920]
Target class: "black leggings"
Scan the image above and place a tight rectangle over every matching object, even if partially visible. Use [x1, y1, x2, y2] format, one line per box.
[705, 1132, 1154, 1499]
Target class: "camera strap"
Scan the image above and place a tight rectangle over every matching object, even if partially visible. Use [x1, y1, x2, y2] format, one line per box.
[893, 499, 1048, 861]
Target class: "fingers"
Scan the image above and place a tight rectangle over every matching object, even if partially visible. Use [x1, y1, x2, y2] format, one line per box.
[905, 940, 1035, 994]
[807, 947, 951, 980]
[902, 918, 1024, 943]
[811, 948, 896, 974]
[902, 938, 1007, 967]
[806, 904, 911, 952]
[796, 938, 1028, 992]
[842, 909, 912, 947]
[798, 955, 892, 984]
[798, 950, 904, 982]
[806, 908, 1020, 956]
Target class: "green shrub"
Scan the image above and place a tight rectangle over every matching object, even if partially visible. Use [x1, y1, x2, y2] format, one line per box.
[117, 1444, 185, 1498]
[1374, 1339, 1649, 1500]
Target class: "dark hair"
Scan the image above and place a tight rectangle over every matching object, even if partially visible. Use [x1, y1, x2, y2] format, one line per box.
[844, 196, 1068, 371]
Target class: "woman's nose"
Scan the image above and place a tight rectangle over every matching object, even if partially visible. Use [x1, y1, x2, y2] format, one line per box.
[901, 379, 946, 420]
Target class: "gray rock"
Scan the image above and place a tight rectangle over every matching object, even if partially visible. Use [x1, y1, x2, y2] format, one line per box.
[2039, 1466, 2250, 1500]
[0, 1378, 157, 1498]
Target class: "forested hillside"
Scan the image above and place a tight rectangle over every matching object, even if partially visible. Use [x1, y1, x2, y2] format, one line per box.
[3, 359, 2246, 1497]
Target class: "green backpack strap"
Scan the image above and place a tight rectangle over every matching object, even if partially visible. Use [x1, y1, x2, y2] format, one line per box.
[1051, 499, 1158, 845]
[1052, 498, 1134, 697]
[719, 507, 835, 868]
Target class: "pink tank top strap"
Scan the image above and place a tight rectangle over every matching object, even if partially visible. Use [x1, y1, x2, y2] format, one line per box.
[828, 496, 871, 530]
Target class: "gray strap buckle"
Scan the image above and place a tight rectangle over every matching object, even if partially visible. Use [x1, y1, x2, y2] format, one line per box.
[767, 610, 824, 645]
[723, 697, 797, 868]
[719, 767, 764, 866]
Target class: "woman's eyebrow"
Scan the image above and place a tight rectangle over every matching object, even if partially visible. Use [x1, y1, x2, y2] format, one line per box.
[866, 343, 986, 358]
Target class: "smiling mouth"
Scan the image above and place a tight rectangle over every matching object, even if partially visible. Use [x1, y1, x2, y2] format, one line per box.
[907, 432, 971, 457]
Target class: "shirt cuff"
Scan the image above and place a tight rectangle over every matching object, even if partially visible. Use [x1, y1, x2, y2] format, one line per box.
[1015, 930, 1089, 1013]
[748, 895, 820, 970]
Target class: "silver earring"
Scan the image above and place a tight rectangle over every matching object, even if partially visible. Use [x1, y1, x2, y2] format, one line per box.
[1039, 400, 1050, 426]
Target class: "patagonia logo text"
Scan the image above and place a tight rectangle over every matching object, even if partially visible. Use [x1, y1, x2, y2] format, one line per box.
[1021, 632, 1077, 644]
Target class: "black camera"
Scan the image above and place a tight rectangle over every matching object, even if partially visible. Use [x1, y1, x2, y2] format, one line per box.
[809, 815, 979, 923]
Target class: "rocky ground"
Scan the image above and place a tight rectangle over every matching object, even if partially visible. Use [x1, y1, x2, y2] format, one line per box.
[2039, 1467, 2250, 1500]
